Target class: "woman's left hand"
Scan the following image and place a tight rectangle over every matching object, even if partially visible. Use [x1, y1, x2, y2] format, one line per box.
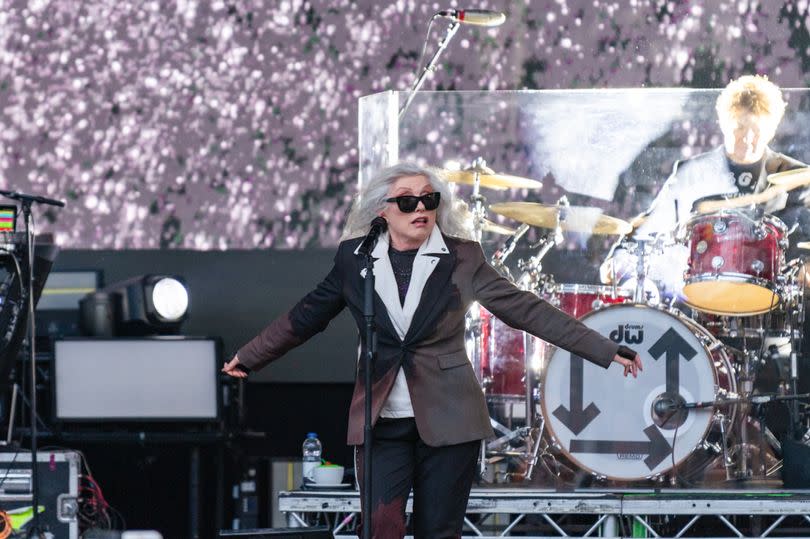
[612, 352, 643, 378]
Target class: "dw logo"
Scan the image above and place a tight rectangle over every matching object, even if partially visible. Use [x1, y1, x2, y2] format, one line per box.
[609, 324, 644, 344]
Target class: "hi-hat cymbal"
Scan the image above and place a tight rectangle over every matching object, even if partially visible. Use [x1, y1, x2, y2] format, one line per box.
[458, 206, 517, 235]
[480, 218, 516, 236]
[489, 202, 632, 235]
[767, 167, 810, 187]
[440, 166, 542, 191]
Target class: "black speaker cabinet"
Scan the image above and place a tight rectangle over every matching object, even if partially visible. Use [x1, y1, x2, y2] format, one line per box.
[782, 439, 810, 488]
[220, 528, 332, 538]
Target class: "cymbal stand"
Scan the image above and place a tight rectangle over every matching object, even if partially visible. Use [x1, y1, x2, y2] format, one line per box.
[788, 261, 805, 441]
[469, 157, 488, 243]
[736, 350, 756, 479]
[715, 411, 734, 480]
[491, 223, 529, 281]
[523, 415, 546, 481]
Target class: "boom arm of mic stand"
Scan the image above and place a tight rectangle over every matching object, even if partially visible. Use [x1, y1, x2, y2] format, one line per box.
[399, 21, 461, 119]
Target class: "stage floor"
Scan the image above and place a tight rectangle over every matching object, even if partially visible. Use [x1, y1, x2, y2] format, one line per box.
[279, 487, 810, 537]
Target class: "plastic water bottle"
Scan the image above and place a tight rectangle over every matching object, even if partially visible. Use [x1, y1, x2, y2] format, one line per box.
[302, 432, 322, 482]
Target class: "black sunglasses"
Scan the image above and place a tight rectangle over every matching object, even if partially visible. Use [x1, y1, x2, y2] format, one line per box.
[385, 192, 441, 213]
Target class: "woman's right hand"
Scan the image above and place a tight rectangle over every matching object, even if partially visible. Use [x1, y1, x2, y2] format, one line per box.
[222, 355, 248, 379]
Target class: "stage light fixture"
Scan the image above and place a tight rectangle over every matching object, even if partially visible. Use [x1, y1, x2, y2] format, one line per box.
[91, 274, 190, 336]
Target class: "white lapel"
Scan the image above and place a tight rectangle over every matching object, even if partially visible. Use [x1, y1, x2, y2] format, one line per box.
[400, 226, 448, 334]
[353, 226, 448, 340]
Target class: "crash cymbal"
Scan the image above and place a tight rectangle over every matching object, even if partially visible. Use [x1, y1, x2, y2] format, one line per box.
[767, 167, 810, 187]
[441, 166, 542, 191]
[489, 202, 632, 235]
[694, 188, 786, 214]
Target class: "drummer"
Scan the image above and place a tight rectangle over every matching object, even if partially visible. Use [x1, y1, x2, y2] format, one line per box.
[601, 75, 809, 289]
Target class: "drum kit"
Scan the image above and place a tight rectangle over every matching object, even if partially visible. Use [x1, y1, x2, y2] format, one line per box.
[444, 161, 810, 487]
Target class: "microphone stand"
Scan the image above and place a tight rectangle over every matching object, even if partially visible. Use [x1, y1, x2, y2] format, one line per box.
[361, 251, 376, 539]
[0, 190, 65, 538]
[399, 19, 460, 119]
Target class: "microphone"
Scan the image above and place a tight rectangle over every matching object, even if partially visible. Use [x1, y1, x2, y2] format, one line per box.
[653, 398, 679, 415]
[435, 9, 506, 27]
[0, 189, 66, 208]
[358, 217, 388, 257]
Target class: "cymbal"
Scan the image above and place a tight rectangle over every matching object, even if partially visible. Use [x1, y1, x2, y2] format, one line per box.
[458, 205, 517, 235]
[694, 188, 785, 214]
[695, 167, 810, 214]
[489, 202, 632, 235]
[767, 167, 810, 187]
[480, 218, 516, 236]
[440, 166, 542, 191]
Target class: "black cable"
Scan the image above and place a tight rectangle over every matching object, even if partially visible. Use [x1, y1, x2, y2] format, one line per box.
[0, 449, 26, 492]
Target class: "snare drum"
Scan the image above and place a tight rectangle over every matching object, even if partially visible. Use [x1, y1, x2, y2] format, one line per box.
[682, 211, 787, 315]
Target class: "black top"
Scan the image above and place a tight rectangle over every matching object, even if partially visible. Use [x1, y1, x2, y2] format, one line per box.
[388, 245, 418, 305]
[726, 155, 764, 195]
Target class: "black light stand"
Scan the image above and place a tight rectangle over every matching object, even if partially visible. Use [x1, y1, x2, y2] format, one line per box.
[0, 189, 65, 538]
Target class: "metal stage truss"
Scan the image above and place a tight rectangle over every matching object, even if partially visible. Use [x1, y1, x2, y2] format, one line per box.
[278, 488, 810, 538]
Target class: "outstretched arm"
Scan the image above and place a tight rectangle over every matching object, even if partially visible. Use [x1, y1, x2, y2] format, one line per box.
[472, 244, 642, 376]
[224, 252, 347, 377]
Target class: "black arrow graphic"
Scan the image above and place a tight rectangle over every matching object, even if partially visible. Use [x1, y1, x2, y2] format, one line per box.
[553, 354, 600, 435]
[570, 425, 673, 470]
[647, 328, 698, 394]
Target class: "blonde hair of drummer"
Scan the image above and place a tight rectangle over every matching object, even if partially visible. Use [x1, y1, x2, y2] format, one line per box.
[341, 162, 472, 241]
[715, 74, 786, 133]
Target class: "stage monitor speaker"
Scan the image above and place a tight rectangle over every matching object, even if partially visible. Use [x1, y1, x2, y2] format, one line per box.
[219, 527, 332, 538]
[782, 439, 810, 488]
[53, 337, 220, 421]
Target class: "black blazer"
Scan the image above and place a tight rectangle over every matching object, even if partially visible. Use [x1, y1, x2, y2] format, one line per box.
[238, 233, 620, 446]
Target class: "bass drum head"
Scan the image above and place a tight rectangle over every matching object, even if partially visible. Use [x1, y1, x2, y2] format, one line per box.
[541, 304, 734, 481]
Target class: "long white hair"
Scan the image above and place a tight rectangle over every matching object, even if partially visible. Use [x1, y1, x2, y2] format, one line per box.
[341, 163, 471, 241]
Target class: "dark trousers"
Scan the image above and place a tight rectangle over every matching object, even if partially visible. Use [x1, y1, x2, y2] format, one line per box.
[355, 417, 479, 539]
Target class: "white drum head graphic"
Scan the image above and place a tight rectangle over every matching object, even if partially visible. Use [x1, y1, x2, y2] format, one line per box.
[541, 304, 728, 480]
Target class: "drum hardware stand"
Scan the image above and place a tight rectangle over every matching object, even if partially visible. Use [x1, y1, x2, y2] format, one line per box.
[491, 223, 529, 281]
[468, 157, 488, 243]
[664, 392, 810, 480]
[620, 237, 663, 304]
[787, 265, 805, 441]
[515, 201, 567, 290]
[715, 412, 735, 480]
[523, 416, 546, 481]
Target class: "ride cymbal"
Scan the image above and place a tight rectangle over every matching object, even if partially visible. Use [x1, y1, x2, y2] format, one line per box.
[489, 201, 632, 235]
[767, 167, 810, 187]
[694, 188, 785, 214]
